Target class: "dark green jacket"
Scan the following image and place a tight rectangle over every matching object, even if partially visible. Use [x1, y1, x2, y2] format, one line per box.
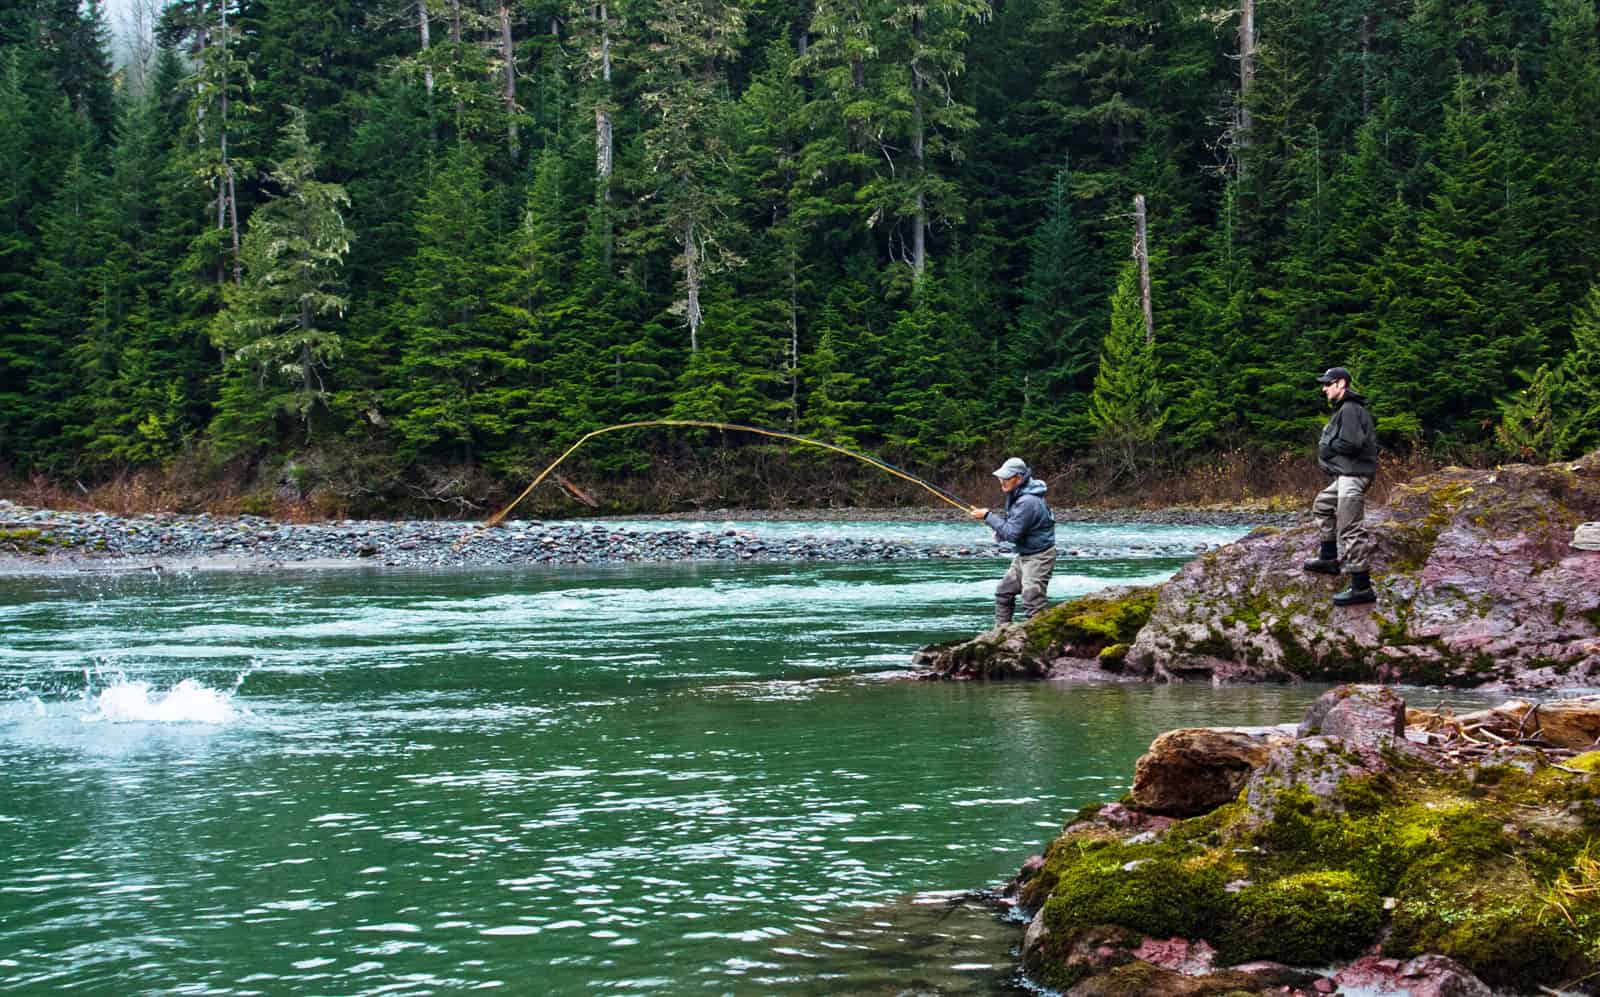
[1318, 392, 1378, 476]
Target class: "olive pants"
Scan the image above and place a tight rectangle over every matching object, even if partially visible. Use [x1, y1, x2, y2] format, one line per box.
[1312, 474, 1373, 574]
[995, 546, 1058, 625]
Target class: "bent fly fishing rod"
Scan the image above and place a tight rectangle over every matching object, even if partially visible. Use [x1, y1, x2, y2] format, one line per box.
[454, 420, 980, 550]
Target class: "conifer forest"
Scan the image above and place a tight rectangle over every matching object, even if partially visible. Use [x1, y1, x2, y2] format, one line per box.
[3, 0, 1600, 511]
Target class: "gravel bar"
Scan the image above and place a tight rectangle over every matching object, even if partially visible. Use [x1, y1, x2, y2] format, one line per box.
[0, 500, 1282, 574]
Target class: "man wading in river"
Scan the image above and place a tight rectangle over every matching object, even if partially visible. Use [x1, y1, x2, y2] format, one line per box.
[1303, 366, 1379, 606]
[970, 458, 1058, 626]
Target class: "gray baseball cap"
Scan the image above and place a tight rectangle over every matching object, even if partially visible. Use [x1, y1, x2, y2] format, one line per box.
[992, 457, 1030, 480]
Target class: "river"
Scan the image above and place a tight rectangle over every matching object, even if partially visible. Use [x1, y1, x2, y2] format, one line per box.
[0, 518, 1421, 994]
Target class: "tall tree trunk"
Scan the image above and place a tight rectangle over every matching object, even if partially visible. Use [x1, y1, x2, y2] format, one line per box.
[220, 0, 240, 285]
[419, 0, 434, 97]
[1360, 11, 1373, 119]
[446, 0, 463, 122]
[1133, 194, 1153, 344]
[910, 13, 926, 281]
[788, 239, 799, 425]
[683, 220, 702, 352]
[499, 2, 518, 159]
[595, 2, 613, 196]
[226, 164, 241, 285]
[1237, 0, 1254, 176]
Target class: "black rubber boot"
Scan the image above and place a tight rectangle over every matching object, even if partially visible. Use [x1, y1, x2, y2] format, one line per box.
[1333, 571, 1376, 606]
[1303, 541, 1341, 576]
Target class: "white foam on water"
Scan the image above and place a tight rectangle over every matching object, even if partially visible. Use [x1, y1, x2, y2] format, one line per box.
[79, 678, 243, 725]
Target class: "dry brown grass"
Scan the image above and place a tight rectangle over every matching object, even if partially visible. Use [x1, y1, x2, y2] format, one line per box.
[1542, 841, 1600, 928]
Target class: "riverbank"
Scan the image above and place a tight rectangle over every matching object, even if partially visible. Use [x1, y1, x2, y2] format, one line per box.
[0, 500, 1285, 574]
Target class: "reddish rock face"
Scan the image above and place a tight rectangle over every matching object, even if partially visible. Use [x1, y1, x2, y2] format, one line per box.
[1130, 727, 1292, 817]
[1123, 452, 1600, 689]
[1299, 685, 1406, 751]
[1334, 954, 1492, 997]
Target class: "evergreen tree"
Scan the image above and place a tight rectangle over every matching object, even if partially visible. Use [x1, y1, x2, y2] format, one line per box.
[36, 0, 116, 140]
[482, 142, 582, 468]
[1498, 285, 1600, 462]
[1172, 182, 1250, 453]
[385, 143, 503, 463]
[1010, 161, 1100, 447]
[1369, 75, 1547, 452]
[210, 108, 351, 452]
[797, 323, 871, 448]
[14, 144, 104, 470]
[634, 0, 746, 353]
[880, 272, 980, 464]
[1525, 0, 1600, 350]
[1089, 261, 1166, 481]
[72, 87, 205, 468]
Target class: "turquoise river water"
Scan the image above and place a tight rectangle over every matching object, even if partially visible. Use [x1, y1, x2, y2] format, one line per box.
[0, 519, 1491, 995]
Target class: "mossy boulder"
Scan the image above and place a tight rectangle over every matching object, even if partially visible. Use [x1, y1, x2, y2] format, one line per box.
[1010, 685, 1600, 995]
[913, 585, 1160, 680]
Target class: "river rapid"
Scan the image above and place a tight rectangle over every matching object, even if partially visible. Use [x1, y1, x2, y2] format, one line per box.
[0, 518, 1446, 994]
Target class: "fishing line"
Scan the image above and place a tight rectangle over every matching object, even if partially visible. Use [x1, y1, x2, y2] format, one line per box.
[455, 420, 979, 550]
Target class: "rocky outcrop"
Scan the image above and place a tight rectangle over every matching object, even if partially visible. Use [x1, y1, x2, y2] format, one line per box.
[1129, 727, 1292, 817]
[1005, 685, 1600, 996]
[918, 451, 1600, 688]
[913, 585, 1159, 680]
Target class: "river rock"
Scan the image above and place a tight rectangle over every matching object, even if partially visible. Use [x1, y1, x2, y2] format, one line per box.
[1122, 451, 1600, 688]
[1297, 684, 1406, 751]
[914, 586, 1160, 680]
[1575, 522, 1600, 550]
[1332, 954, 1491, 997]
[1129, 728, 1291, 817]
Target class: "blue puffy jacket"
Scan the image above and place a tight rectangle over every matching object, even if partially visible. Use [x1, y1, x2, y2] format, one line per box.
[983, 476, 1056, 555]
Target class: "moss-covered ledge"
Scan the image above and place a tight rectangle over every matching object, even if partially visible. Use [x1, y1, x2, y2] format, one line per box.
[1004, 685, 1600, 996]
[911, 585, 1159, 680]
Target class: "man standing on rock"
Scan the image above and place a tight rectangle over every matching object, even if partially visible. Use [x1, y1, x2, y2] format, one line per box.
[970, 458, 1058, 626]
[1303, 366, 1379, 606]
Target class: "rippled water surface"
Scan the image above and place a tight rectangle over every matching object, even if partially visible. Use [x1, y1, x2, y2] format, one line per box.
[4, 521, 1368, 994]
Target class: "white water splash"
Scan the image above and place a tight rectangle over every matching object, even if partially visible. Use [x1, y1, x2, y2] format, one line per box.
[80, 678, 242, 725]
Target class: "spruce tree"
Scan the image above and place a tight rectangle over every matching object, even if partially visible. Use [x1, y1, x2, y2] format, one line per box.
[1504, 285, 1600, 462]
[385, 143, 502, 464]
[1370, 75, 1547, 452]
[797, 323, 871, 448]
[635, 0, 746, 353]
[1089, 261, 1166, 481]
[210, 108, 351, 452]
[18, 143, 105, 470]
[1011, 161, 1100, 447]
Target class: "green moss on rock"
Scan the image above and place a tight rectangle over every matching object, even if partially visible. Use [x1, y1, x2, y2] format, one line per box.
[1232, 870, 1382, 964]
[1023, 754, 1600, 992]
[1568, 751, 1600, 773]
[1024, 586, 1159, 655]
[0, 528, 59, 555]
[1042, 849, 1235, 942]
